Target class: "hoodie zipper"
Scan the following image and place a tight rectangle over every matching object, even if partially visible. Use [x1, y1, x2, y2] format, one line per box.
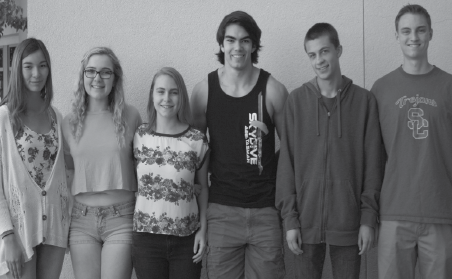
[320, 101, 330, 243]
[316, 80, 350, 242]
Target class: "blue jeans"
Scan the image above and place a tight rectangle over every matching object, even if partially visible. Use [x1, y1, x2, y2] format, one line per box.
[132, 231, 201, 279]
[294, 243, 361, 279]
[206, 203, 285, 279]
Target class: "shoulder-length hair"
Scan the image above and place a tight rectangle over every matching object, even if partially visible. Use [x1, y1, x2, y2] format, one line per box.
[215, 11, 262, 65]
[146, 67, 192, 133]
[0, 38, 53, 132]
[69, 47, 126, 147]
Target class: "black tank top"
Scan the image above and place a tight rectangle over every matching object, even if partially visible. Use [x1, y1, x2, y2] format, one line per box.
[206, 69, 277, 208]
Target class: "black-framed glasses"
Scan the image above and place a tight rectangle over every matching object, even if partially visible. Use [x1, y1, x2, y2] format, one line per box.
[84, 69, 114, 79]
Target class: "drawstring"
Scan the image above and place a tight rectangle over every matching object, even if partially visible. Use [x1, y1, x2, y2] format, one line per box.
[315, 78, 350, 138]
[316, 96, 320, 136]
[337, 89, 342, 138]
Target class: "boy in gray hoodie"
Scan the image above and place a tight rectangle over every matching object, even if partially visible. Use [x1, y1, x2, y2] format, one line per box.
[276, 23, 383, 279]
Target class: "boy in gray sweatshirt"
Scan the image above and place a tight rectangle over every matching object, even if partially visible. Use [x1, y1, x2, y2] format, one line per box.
[276, 23, 383, 279]
[371, 4, 452, 279]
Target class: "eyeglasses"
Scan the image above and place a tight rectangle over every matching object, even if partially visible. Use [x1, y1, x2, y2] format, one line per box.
[84, 69, 114, 79]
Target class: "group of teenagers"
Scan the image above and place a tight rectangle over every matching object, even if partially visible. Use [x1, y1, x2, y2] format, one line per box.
[0, 3, 450, 279]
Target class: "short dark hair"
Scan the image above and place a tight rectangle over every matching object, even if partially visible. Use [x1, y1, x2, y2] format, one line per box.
[395, 4, 431, 31]
[304, 23, 340, 52]
[216, 11, 262, 65]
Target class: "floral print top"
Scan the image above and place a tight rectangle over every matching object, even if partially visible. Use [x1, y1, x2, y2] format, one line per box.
[15, 110, 58, 189]
[133, 124, 209, 236]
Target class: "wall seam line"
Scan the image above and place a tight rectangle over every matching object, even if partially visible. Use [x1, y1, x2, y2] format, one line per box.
[363, 0, 366, 89]
[362, 2, 370, 279]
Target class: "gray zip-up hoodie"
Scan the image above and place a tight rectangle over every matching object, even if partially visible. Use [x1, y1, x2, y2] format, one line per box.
[276, 76, 383, 245]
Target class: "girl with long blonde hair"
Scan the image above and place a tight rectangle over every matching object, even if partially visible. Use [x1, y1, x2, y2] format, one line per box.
[62, 47, 141, 279]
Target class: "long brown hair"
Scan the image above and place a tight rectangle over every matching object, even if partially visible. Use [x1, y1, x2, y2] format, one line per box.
[0, 38, 53, 132]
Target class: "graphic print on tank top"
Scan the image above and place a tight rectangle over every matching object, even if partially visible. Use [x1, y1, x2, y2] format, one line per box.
[395, 94, 437, 139]
[206, 69, 277, 207]
[245, 92, 268, 174]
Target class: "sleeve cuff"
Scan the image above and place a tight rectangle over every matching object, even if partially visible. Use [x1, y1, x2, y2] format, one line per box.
[283, 215, 301, 231]
[0, 202, 14, 235]
[360, 210, 377, 229]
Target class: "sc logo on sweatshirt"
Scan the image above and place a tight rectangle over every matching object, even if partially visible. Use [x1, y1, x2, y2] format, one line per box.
[408, 108, 428, 139]
[395, 94, 434, 140]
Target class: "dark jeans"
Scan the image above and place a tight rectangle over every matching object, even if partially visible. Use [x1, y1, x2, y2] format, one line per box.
[294, 243, 361, 279]
[132, 231, 201, 279]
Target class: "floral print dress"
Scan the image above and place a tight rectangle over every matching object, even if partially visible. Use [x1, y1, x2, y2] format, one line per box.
[133, 125, 208, 237]
[15, 110, 58, 189]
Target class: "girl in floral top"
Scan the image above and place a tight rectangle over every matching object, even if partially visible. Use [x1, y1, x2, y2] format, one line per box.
[0, 38, 70, 279]
[132, 67, 209, 279]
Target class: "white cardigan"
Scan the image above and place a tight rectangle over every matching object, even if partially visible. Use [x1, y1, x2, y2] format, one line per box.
[0, 105, 70, 275]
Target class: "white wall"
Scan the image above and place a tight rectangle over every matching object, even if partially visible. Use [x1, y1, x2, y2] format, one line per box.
[28, 1, 452, 278]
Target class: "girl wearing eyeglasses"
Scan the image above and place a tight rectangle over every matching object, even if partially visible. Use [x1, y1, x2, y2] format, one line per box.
[62, 47, 141, 279]
[132, 67, 209, 279]
[0, 38, 70, 279]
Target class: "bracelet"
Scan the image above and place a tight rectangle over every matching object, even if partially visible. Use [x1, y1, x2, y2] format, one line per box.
[2, 231, 14, 239]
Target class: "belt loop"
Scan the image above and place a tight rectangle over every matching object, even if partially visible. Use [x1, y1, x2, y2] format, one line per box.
[81, 204, 87, 216]
[111, 205, 119, 216]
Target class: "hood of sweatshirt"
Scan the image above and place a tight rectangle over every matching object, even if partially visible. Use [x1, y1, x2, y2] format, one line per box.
[305, 76, 353, 138]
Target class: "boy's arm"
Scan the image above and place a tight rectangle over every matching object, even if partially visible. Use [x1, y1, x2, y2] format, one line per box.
[358, 93, 384, 255]
[360, 93, 383, 229]
[275, 93, 303, 255]
[358, 93, 384, 254]
[275, 93, 300, 229]
[266, 76, 289, 139]
[190, 78, 209, 134]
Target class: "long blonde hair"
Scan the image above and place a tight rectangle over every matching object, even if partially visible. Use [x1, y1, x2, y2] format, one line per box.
[0, 38, 54, 133]
[69, 47, 126, 147]
[146, 67, 192, 133]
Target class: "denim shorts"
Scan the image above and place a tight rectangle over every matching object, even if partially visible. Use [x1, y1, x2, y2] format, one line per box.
[69, 200, 135, 246]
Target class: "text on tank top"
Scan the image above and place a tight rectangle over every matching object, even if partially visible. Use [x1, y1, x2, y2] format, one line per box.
[206, 69, 277, 208]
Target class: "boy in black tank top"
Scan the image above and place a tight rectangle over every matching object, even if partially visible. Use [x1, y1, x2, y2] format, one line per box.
[190, 11, 288, 279]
